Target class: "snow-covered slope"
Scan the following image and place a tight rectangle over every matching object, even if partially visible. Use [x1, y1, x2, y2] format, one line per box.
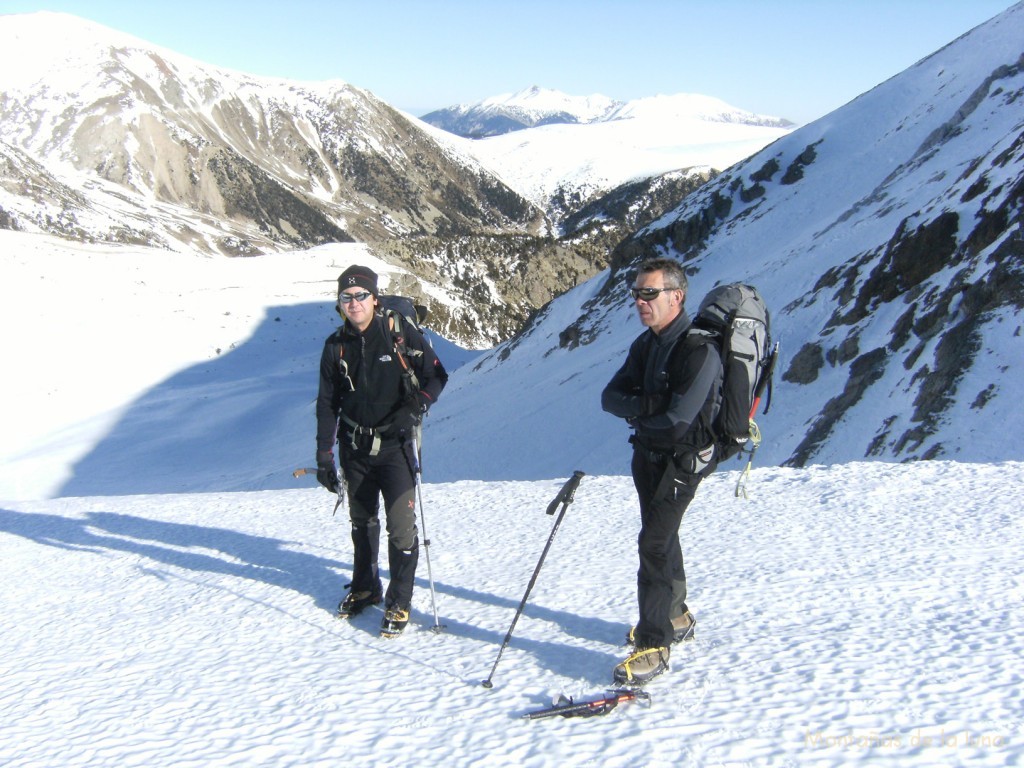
[0, 231, 485, 499]
[2, 6, 1022, 501]
[2, 5, 1020, 499]
[0, 12, 790, 347]
[2, 462, 1021, 766]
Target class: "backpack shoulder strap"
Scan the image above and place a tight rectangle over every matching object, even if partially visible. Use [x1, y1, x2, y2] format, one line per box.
[386, 312, 421, 396]
[675, 327, 724, 437]
[668, 328, 719, 378]
[330, 328, 354, 391]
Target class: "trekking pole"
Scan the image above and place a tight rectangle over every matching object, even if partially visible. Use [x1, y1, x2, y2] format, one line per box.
[409, 437, 444, 633]
[482, 470, 585, 689]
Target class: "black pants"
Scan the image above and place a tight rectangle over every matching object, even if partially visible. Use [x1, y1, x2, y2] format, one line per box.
[630, 449, 705, 648]
[340, 441, 418, 610]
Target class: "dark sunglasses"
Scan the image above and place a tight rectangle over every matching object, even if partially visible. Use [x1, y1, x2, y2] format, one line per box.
[630, 286, 677, 301]
[339, 291, 373, 304]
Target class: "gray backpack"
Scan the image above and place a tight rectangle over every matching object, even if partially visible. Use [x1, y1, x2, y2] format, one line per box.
[689, 283, 777, 459]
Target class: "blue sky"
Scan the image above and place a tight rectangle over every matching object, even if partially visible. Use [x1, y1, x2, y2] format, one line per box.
[1, 0, 1016, 123]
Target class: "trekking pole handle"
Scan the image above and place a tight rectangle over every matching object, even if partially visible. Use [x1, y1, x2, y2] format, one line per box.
[292, 467, 318, 478]
[545, 470, 585, 515]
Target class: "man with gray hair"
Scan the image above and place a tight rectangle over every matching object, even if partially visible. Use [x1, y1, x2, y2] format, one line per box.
[601, 257, 723, 685]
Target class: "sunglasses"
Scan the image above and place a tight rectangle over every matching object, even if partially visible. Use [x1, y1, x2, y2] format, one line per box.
[630, 286, 677, 301]
[339, 291, 373, 304]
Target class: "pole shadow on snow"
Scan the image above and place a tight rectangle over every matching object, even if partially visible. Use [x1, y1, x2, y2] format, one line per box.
[340, 575, 625, 686]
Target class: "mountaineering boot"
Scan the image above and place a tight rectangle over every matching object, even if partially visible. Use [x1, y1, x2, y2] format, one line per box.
[613, 646, 670, 686]
[337, 584, 383, 618]
[626, 611, 696, 645]
[671, 610, 696, 643]
[380, 605, 410, 638]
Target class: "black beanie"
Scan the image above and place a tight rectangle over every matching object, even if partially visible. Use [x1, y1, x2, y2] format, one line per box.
[337, 265, 379, 297]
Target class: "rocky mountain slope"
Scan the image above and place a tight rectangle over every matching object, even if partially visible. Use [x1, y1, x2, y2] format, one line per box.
[0, 13, 542, 252]
[424, 2, 1024, 477]
[0, 15, 791, 346]
[0, 13, 548, 345]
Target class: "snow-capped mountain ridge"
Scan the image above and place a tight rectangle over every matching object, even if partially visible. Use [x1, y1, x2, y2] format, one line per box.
[0, 12, 564, 346]
[420, 84, 792, 139]
[420, 86, 621, 137]
[0, 11, 516, 239]
[477, 85, 622, 122]
[604, 92, 793, 127]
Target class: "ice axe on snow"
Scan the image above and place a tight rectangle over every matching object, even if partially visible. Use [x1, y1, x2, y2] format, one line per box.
[482, 470, 585, 689]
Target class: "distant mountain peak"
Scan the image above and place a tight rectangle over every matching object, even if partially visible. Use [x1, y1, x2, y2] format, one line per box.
[420, 86, 792, 138]
[420, 86, 622, 138]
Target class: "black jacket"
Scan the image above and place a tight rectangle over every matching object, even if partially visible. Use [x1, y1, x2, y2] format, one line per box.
[601, 310, 722, 455]
[316, 313, 448, 454]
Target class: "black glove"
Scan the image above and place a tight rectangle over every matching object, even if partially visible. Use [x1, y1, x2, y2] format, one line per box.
[642, 393, 669, 416]
[389, 404, 421, 434]
[316, 450, 339, 493]
[388, 393, 429, 434]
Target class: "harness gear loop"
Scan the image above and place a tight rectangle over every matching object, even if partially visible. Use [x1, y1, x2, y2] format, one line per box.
[340, 413, 389, 457]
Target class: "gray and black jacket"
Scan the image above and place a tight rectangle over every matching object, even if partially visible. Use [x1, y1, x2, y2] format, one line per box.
[601, 310, 722, 461]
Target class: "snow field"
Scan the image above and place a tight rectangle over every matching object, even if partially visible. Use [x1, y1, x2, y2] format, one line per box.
[1, 461, 1021, 766]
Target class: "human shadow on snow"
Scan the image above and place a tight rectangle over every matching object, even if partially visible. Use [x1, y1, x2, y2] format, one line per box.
[0, 506, 350, 614]
[0, 505, 624, 680]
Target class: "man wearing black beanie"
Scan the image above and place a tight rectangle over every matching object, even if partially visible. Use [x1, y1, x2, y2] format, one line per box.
[315, 264, 448, 637]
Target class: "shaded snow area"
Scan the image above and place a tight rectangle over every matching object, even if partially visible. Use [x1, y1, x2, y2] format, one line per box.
[2, 461, 1021, 767]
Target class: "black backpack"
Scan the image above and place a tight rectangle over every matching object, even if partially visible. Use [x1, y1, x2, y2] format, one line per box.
[688, 283, 778, 462]
[376, 294, 428, 397]
[376, 294, 428, 332]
